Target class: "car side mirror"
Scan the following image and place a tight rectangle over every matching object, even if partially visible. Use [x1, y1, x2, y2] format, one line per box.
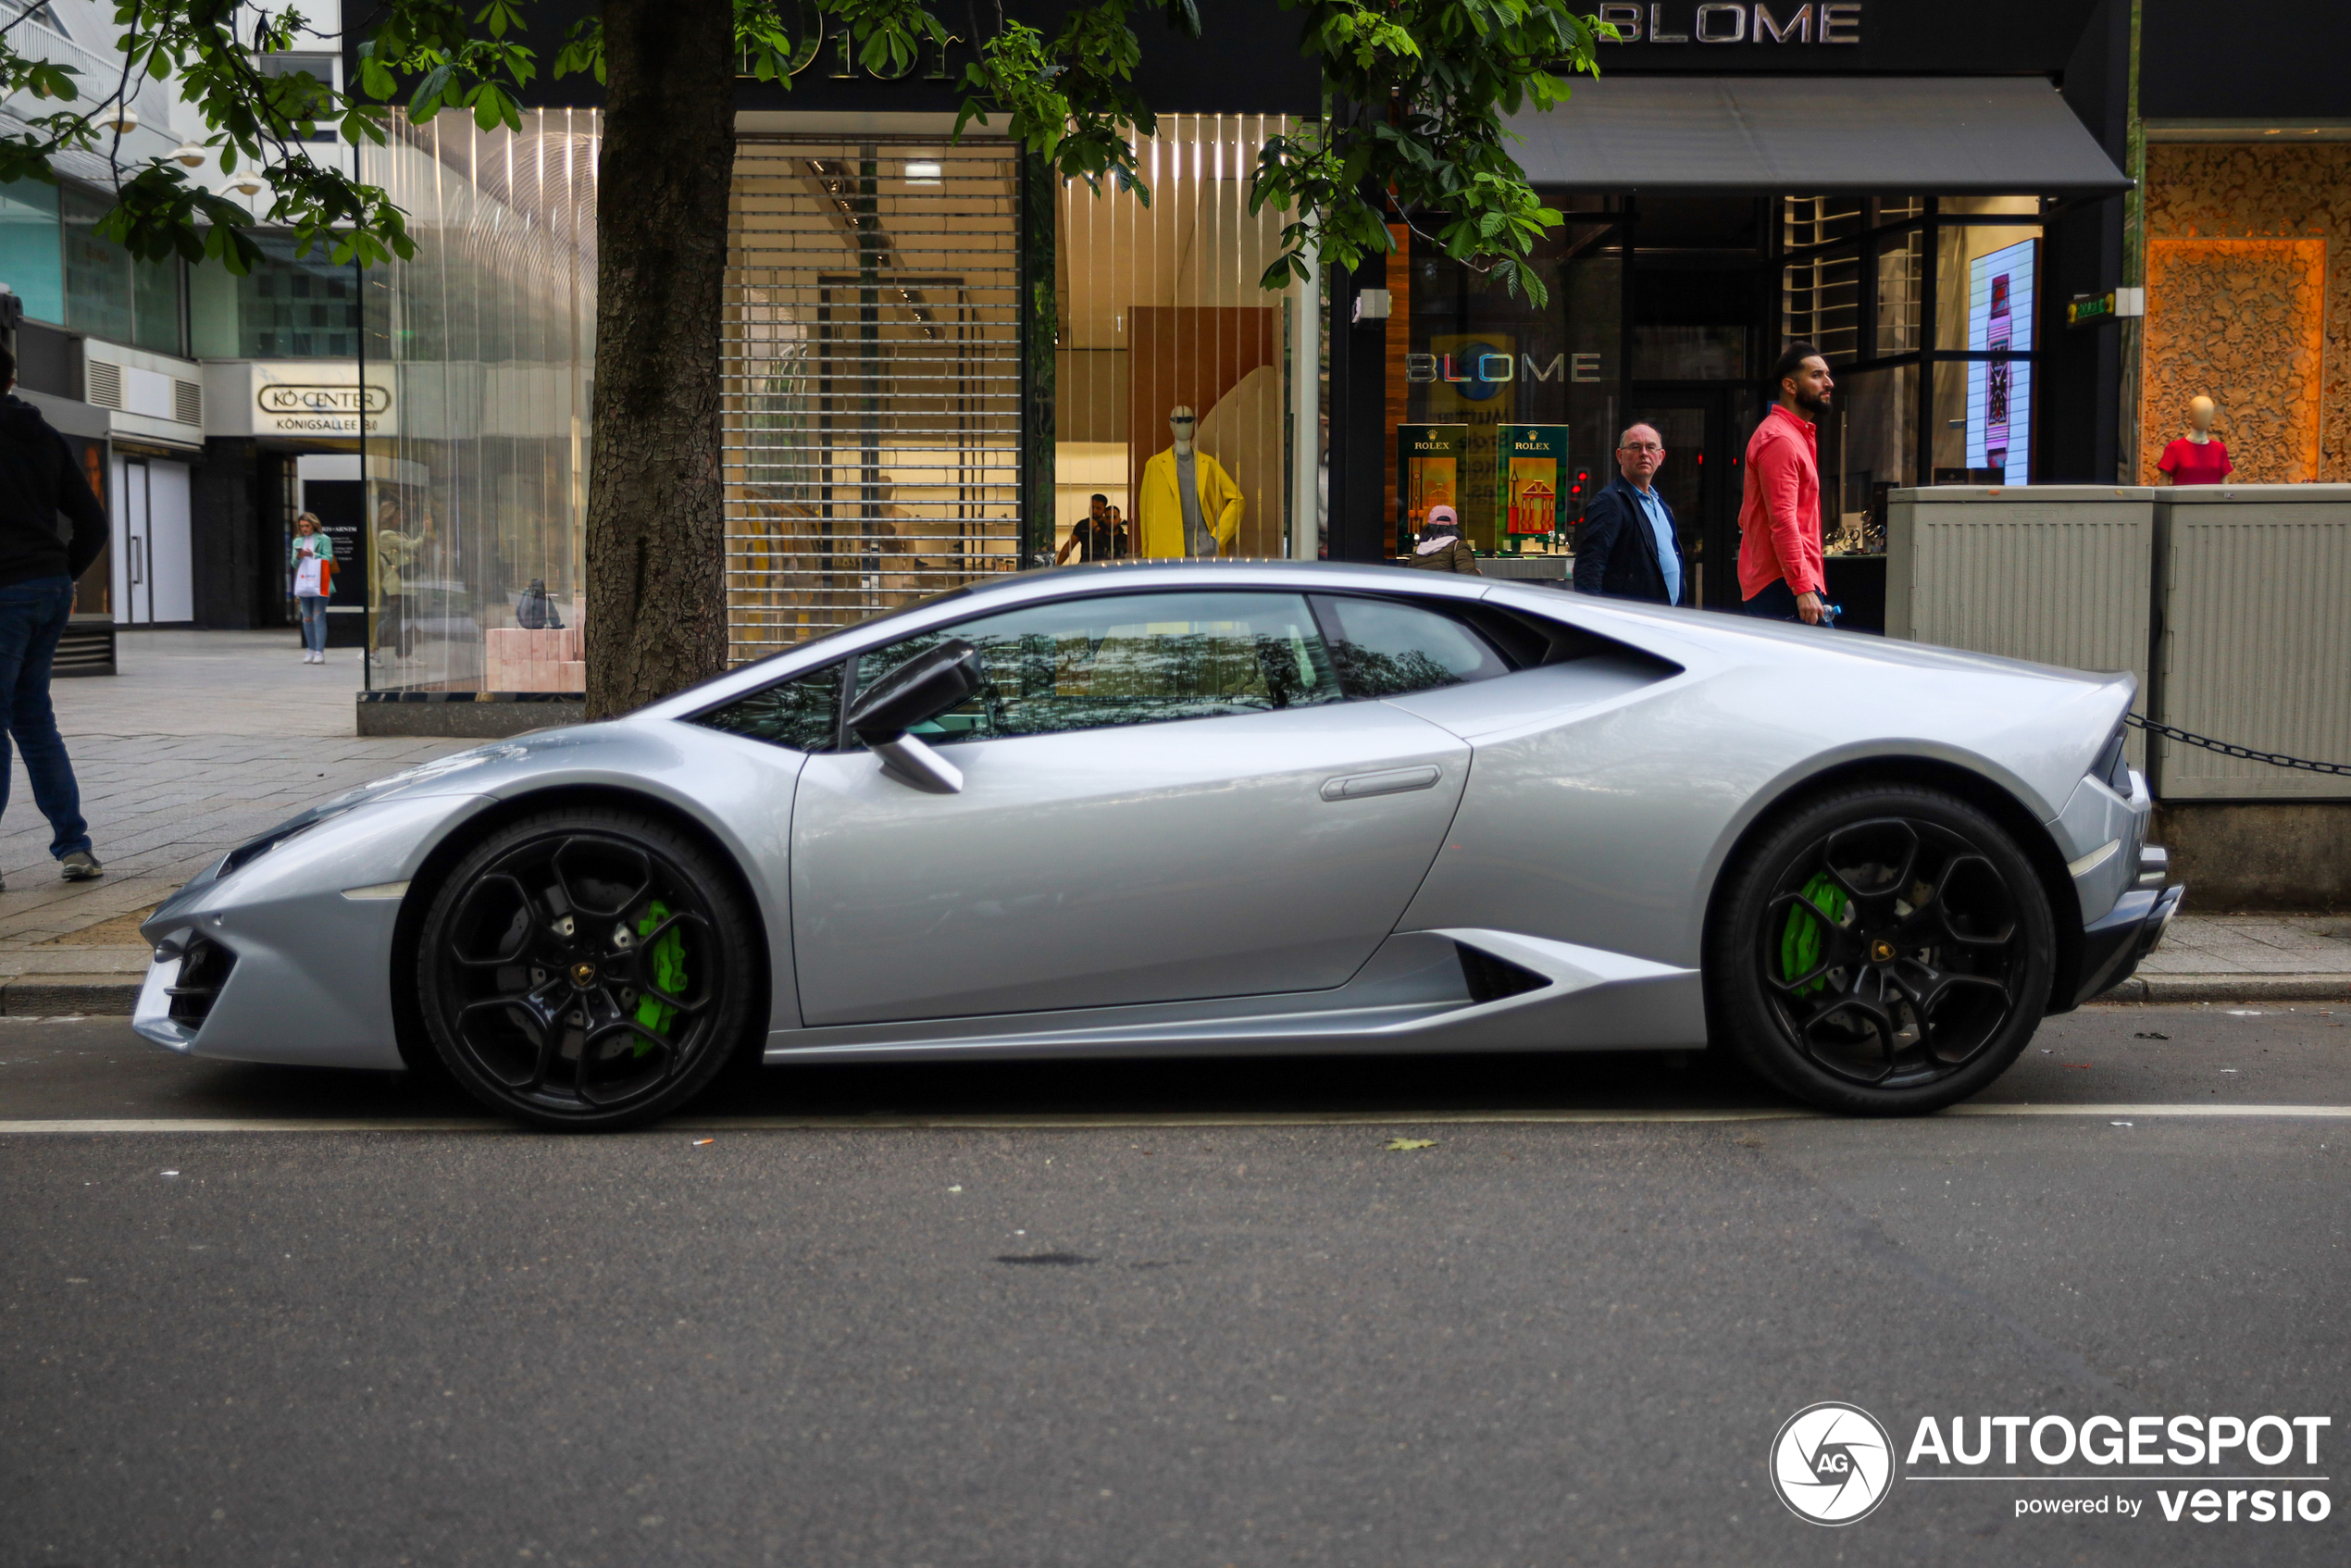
[845, 639, 981, 793]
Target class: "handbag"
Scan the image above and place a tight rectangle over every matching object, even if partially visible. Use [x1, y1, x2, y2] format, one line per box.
[516, 579, 564, 630]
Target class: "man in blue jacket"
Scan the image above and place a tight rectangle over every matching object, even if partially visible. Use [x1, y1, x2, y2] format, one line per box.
[0, 343, 108, 886]
[1573, 422, 1686, 605]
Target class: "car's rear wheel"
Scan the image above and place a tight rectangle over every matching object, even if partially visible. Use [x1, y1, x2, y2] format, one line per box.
[1706, 785, 2054, 1115]
[417, 807, 760, 1130]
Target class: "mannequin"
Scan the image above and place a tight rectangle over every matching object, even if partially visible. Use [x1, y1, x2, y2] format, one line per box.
[1137, 405, 1242, 558]
[2157, 394, 2233, 486]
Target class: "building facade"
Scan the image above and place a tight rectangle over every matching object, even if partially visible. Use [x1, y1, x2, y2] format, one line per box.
[12, 3, 2343, 703]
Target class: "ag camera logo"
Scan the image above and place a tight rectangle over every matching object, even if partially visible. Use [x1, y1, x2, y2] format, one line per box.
[1772, 1402, 1897, 1524]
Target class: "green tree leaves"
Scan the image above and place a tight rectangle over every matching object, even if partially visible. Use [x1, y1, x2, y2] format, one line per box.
[1251, 0, 1603, 305]
[0, 1, 1599, 306]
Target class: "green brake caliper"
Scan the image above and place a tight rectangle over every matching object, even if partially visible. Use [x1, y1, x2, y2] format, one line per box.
[633, 900, 685, 1055]
[1779, 874, 1847, 997]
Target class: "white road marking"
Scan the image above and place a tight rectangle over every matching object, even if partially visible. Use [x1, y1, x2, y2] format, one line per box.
[0, 1103, 2346, 1135]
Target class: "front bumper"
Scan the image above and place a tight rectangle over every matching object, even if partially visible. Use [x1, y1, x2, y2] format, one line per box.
[2073, 878, 2184, 1006]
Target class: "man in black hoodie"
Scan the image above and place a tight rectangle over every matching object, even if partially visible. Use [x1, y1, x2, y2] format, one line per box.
[0, 343, 108, 886]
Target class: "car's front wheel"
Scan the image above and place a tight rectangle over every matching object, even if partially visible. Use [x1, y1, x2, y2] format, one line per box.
[1706, 785, 2055, 1115]
[417, 807, 761, 1130]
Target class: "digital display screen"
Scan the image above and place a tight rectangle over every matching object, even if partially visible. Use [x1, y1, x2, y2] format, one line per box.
[1966, 238, 2036, 483]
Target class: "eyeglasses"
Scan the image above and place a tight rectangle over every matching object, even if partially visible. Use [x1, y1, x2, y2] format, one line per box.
[1618, 442, 1664, 454]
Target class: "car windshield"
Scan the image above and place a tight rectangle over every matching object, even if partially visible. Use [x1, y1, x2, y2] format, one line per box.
[655, 585, 975, 709]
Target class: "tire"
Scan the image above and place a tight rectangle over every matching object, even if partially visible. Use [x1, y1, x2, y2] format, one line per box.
[417, 807, 763, 1130]
[1705, 784, 2055, 1115]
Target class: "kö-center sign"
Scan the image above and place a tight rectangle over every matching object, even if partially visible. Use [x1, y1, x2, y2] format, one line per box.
[201, 363, 397, 439]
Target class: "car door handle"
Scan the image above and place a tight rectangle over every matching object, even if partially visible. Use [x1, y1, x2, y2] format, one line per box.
[1320, 765, 1442, 802]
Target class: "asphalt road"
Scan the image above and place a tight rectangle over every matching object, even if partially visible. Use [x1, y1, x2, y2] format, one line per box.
[4, 1004, 2346, 1566]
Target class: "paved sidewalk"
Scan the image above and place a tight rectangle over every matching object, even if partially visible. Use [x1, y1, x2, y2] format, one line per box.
[0, 629, 466, 1009]
[2100, 911, 2351, 1002]
[0, 629, 2339, 1012]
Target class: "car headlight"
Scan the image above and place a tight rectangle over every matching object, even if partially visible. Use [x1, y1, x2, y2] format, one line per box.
[218, 803, 355, 878]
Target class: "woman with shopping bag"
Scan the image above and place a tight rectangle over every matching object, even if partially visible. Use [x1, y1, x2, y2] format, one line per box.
[292, 513, 335, 665]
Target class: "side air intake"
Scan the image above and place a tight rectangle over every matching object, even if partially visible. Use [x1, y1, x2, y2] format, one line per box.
[167, 938, 236, 1029]
[1454, 942, 1551, 1005]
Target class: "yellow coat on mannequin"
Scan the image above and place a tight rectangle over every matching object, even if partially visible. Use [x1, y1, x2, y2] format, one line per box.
[1136, 445, 1243, 557]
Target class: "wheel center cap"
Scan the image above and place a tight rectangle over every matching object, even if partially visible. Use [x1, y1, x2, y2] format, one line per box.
[1869, 938, 1897, 964]
[569, 961, 599, 989]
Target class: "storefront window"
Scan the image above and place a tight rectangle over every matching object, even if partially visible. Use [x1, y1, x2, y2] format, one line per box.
[1404, 222, 1618, 555]
[1874, 228, 1922, 355]
[361, 109, 598, 694]
[60, 184, 182, 355]
[1783, 247, 1860, 364]
[1821, 364, 1916, 542]
[1934, 223, 2043, 353]
[188, 235, 361, 358]
[727, 137, 1019, 658]
[1784, 195, 1866, 249]
[1053, 115, 1316, 565]
[1934, 221, 2037, 482]
[1633, 257, 1752, 380]
[0, 181, 64, 325]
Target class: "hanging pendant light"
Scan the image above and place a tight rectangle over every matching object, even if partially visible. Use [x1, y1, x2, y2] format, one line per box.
[97, 106, 139, 133]
[170, 143, 207, 168]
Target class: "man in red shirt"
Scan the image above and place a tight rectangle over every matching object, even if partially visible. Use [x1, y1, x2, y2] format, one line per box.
[1739, 342, 1835, 624]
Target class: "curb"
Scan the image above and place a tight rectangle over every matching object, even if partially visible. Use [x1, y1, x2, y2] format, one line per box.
[0, 977, 142, 1015]
[2092, 974, 2351, 1004]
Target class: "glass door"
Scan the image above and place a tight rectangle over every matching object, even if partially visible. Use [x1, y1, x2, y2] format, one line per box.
[1623, 390, 1750, 611]
[112, 456, 152, 626]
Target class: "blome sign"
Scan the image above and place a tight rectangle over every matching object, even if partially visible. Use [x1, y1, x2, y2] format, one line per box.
[1772, 1404, 2334, 1527]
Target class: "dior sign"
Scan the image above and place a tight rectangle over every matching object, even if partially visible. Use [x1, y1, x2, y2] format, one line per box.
[1597, 3, 1863, 44]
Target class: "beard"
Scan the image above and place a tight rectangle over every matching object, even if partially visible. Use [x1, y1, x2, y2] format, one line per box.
[1794, 387, 1832, 419]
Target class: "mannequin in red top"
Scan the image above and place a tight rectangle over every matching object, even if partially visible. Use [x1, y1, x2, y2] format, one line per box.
[2157, 394, 2233, 485]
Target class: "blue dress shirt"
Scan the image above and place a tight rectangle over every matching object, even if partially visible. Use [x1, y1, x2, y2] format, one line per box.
[1632, 482, 1680, 606]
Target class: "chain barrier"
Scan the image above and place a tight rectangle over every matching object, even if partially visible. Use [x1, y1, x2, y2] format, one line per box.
[2124, 714, 2351, 778]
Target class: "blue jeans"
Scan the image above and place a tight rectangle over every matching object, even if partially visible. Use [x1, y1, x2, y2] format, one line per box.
[298, 594, 329, 653]
[0, 576, 91, 859]
[1743, 578, 1803, 622]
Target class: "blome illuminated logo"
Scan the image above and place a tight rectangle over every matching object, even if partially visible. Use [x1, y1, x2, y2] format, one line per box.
[1772, 1405, 2335, 1526]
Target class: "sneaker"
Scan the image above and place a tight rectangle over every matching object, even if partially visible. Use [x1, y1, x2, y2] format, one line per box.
[58, 851, 102, 881]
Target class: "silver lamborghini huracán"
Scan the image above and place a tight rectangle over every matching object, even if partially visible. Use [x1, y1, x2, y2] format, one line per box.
[136, 562, 2182, 1127]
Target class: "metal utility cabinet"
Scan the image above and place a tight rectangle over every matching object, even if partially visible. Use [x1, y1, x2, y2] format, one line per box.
[1885, 483, 2351, 801]
[2153, 485, 2351, 801]
[1884, 486, 2158, 767]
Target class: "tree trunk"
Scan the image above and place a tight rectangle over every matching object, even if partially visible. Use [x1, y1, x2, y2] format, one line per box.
[584, 0, 737, 718]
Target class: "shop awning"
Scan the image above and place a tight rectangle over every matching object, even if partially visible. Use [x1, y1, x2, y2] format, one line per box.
[1503, 76, 2132, 197]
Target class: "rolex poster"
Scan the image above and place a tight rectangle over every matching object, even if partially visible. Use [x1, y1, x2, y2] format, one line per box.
[1496, 424, 1569, 554]
[1396, 425, 1468, 553]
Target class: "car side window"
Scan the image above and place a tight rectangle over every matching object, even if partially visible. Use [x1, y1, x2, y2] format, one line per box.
[1312, 595, 1512, 699]
[692, 663, 843, 752]
[852, 591, 1343, 745]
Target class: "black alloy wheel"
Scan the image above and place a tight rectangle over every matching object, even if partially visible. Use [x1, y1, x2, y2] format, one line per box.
[417, 807, 761, 1129]
[1707, 785, 2055, 1115]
